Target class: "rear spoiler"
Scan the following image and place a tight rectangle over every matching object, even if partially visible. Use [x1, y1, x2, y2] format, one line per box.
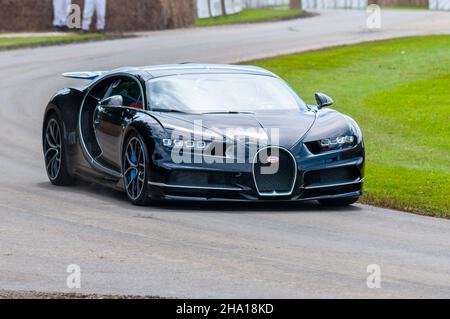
[62, 71, 106, 81]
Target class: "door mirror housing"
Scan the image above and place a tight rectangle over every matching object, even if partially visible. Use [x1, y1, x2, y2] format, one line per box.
[99, 95, 123, 107]
[315, 92, 334, 109]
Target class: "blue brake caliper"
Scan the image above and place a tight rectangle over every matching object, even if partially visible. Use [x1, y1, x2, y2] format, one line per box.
[130, 148, 137, 180]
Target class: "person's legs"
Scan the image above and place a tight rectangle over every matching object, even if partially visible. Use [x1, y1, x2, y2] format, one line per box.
[95, 0, 107, 31]
[82, 0, 95, 31]
[53, 0, 64, 27]
[60, 0, 71, 30]
[63, 0, 72, 19]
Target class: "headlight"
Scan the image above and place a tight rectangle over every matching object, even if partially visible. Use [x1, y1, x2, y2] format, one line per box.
[306, 135, 356, 154]
[162, 138, 235, 160]
[162, 138, 207, 150]
[320, 135, 355, 149]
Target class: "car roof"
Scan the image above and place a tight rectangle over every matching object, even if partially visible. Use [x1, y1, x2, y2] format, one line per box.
[111, 63, 278, 79]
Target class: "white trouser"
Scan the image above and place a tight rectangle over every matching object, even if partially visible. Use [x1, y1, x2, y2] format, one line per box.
[82, 0, 107, 31]
[53, 0, 71, 27]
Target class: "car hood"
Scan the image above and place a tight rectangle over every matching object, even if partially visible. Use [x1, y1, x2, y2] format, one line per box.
[154, 109, 317, 149]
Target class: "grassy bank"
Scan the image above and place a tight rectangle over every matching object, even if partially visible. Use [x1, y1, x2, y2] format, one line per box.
[196, 7, 304, 27]
[383, 5, 428, 10]
[0, 33, 126, 50]
[250, 36, 450, 217]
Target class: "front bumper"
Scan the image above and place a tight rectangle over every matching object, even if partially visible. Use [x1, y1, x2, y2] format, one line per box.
[147, 142, 364, 202]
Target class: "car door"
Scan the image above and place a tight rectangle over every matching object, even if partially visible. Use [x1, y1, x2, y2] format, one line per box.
[93, 76, 144, 170]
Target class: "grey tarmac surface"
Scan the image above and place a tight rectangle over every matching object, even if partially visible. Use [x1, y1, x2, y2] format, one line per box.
[0, 10, 449, 298]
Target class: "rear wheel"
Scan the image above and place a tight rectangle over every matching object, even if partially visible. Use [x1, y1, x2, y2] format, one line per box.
[43, 113, 74, 186]
[318, 197, 359, 207]
[122, 132, 151, 206]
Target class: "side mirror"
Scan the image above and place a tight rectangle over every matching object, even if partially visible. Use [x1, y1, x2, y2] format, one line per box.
[99, 95, 123, 107]
[315, 92, 333, 109]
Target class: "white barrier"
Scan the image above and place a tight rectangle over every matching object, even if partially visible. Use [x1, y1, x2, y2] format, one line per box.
[197, 0, 245, 19]
[302, 0, 367, 9]
[198, 0, 450, 19]
[210, 0, 224, 16]
[429, 0, 450, 10]
[245, 0, 289, 8]
[197, 0, 210, 18]
[197, 0, 292, 19]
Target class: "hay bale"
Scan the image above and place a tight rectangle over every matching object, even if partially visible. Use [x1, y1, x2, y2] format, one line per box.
[0, 0, 197, 32]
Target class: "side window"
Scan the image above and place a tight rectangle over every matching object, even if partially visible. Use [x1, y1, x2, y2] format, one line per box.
[90, 79, 113, 101]
[109, 77, 143, 109]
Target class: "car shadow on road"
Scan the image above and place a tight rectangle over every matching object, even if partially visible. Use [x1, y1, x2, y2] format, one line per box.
[36, 181, 363, 214]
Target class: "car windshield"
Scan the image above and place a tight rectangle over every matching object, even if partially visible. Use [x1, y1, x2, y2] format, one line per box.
[147, 73, 307, 113]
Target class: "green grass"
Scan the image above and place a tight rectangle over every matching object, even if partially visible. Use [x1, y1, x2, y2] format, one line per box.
[196, 7, 303, 27]
[382, 5, 428, 10]
[249, 36, 450, 217]
[0, 33, 125, 50]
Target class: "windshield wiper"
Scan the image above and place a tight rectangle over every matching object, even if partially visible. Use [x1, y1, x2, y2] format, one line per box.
[202, 111, 255, 115]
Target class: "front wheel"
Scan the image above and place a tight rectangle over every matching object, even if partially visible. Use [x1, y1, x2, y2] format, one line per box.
[318, 197, 359, 207]
[122, 132, 151, 206]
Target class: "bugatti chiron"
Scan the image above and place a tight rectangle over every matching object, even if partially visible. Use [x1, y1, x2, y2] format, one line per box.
[42, 64, 364, 206]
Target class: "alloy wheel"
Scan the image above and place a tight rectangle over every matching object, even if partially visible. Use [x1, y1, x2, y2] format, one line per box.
[44, 118, 62, 180]
[123, 137, 146, 200]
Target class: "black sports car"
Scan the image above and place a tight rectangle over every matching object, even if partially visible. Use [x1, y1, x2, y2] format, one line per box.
[43, 64, 364, 206]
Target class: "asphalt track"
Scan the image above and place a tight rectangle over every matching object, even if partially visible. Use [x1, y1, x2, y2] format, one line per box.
[0, 10, 449, 298]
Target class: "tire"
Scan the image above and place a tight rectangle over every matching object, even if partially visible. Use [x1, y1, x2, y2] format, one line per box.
[122, 131, 151, 206]
[43, 113, 75, 186]
[318, 197, 359, 207]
